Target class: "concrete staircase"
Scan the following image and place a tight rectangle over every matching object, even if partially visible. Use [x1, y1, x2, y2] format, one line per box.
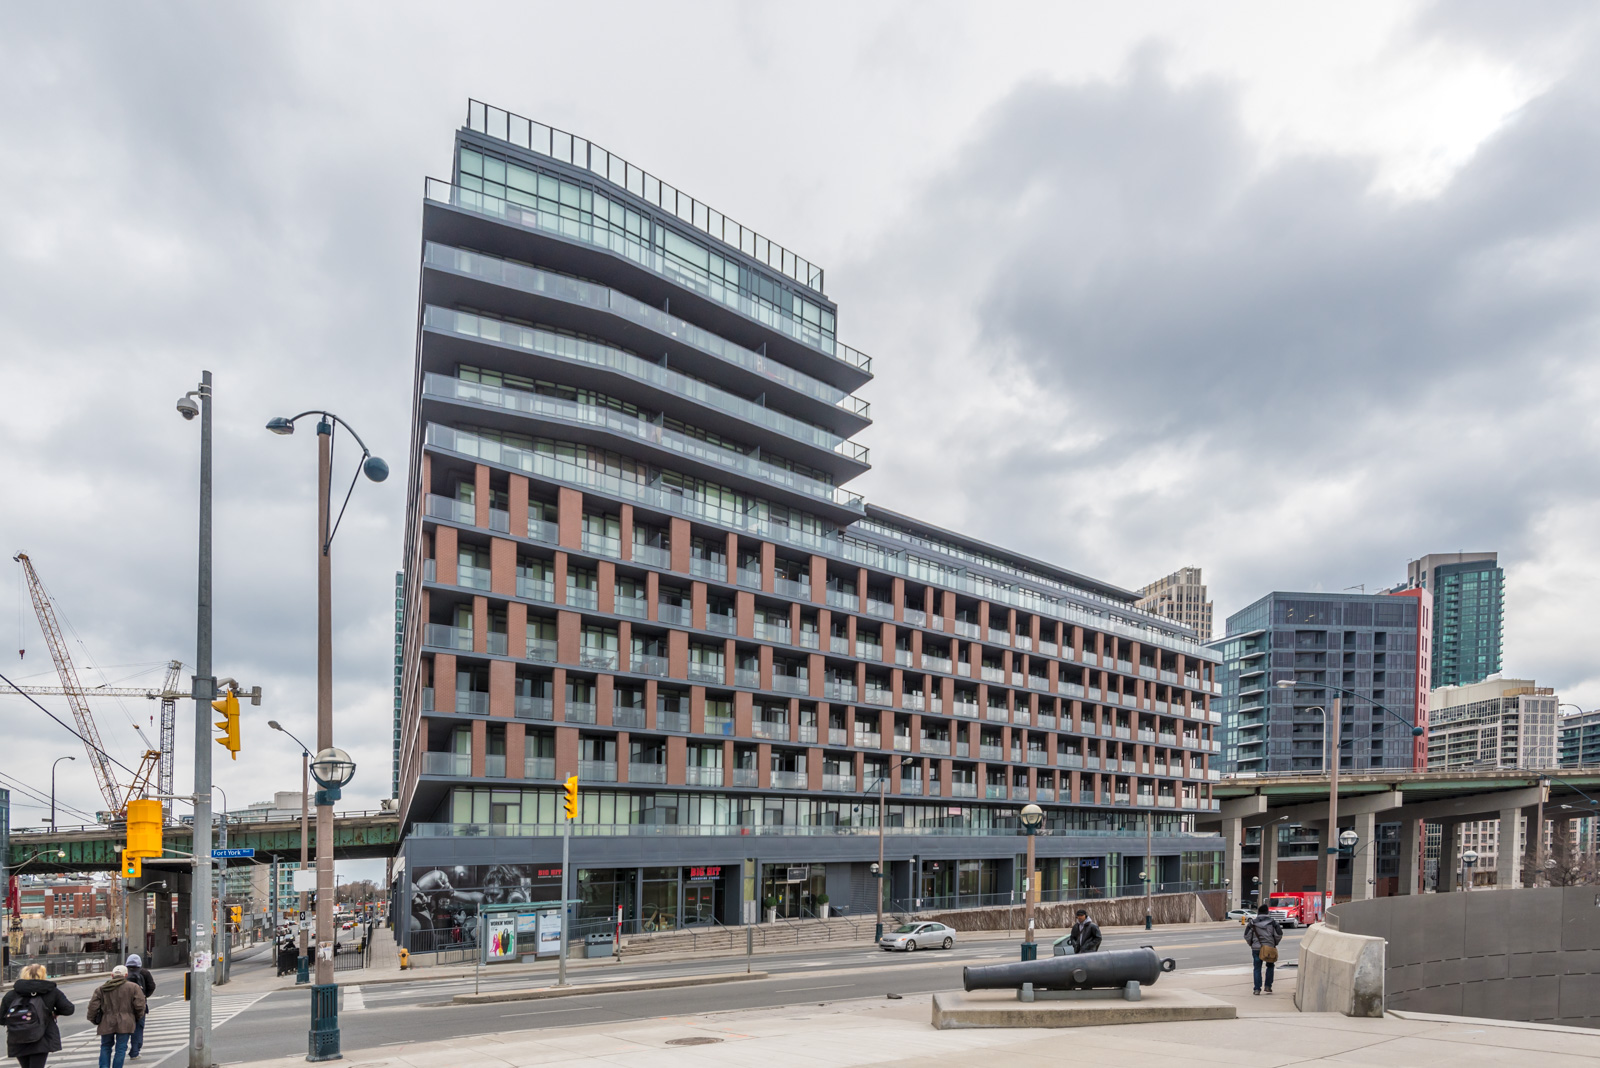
[621, 915, 877, 958]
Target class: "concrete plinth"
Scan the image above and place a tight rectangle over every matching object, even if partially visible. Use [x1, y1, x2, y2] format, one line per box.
[931, 987, 1235, 1029]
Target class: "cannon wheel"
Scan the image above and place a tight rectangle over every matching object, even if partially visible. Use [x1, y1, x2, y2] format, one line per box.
[905, 939, 917, 952]
[942, 937, 953, 950]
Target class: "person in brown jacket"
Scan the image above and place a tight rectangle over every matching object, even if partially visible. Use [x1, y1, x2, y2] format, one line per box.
[86, 966, 145, 1068]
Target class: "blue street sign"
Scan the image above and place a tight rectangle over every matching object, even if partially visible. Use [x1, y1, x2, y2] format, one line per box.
[212, 848, 255, 859]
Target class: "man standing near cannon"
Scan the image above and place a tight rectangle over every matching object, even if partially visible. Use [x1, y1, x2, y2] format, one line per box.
[1068, 909, 1102, 954]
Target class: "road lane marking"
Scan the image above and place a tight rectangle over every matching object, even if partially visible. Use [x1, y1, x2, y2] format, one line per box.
[779, 984, 855, 993]
[500, 1004, 611, 1018]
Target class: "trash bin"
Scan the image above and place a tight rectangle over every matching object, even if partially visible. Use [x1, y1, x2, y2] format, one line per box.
[583, 932, 615, 959]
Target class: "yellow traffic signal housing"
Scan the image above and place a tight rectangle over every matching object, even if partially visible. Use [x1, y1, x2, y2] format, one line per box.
[229, 906, 242, 925]
[563, 775, 579, 820]
[125, 798, 162, 859]
[121, 854, 141, 879]
[213, 688, 241, 759]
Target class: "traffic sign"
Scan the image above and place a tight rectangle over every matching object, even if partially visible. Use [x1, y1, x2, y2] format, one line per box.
[212, 848, 255, 859]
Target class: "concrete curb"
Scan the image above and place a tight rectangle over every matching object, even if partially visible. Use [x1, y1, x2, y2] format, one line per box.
[450, 970, 767, 1005]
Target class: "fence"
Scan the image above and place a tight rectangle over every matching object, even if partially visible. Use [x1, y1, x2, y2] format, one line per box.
[331, 922, 375, 972]
[3, 952, 114, 981]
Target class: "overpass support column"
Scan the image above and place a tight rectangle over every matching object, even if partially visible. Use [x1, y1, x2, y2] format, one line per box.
[152, 888, 174, 967]
[1523, 803, 1544, 888]
[175, 886, 191, 965]
[1261, 820, 1281, 896]
[1398, 818, 1422, 895]
[1351, 811, 1376, 901]
[1222, 817, 1242, 912]
[1499, 807, 1524, 889]
[1439, 821, 1461, 892]
[124, 888, 148, 962]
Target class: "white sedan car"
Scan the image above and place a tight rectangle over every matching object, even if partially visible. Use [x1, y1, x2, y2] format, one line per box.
[878, 922, 956, 952]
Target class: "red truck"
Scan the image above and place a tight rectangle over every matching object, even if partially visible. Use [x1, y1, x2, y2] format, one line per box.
[1265, 891, 1327, 927]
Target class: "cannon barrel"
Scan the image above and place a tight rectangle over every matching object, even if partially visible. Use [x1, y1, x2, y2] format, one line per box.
[963, 946, 1176, 992]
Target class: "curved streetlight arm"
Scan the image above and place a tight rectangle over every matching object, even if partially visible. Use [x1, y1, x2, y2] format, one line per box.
[862, 755, 919, 797]
[269, 721, 313, 757]
[266, 410, 386, 555]
[1543, 775, 1600, 809]
[270, 410, 378, 456]
[1277, 679, 1423, 737]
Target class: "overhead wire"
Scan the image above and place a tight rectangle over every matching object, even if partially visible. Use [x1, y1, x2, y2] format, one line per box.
[0, 670, 146, 779]
[0, 771, 99, 825]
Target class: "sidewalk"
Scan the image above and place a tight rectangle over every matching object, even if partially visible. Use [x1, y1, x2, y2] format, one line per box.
[223, 967, 1600, 1067]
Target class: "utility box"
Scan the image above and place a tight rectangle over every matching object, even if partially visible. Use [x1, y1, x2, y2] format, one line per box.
[584, 932, 614, 959]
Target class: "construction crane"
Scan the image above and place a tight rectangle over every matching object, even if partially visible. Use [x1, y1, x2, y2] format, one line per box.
[7, 659, 185, 819]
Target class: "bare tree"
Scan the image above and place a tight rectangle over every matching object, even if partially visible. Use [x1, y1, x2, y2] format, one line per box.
[1522, 820, 1600, 887]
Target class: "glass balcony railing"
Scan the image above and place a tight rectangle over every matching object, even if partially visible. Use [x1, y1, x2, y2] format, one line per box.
[578, 649, 619, 670]
[706, 613, 737, 634]
[685, 765, 723, 786]
[771, 675, 808, 694]
[578, 760, 617, 782]
[518, 575, 555, 602]
[854, 732, 881, 749]
[752, 720, 789, 741]
[950, 782, 977, 799]
[774, 577, 810, 599]
[486, 633, 507, 656]
[525, 637, 557, 662]
[629, 763, 666, 784]
[456, 691, 488, 714]
[753, 621, 790, 642]
[524, 756, 555, 779]
[612, 705, 647, 729]
[515, 695, 553, 720]
[567, 586, 599, 611]
[732, 767, 758, 787]
[421, 292, 869, 463]
[566, 701, 598, 724]
[822, 774, 856, 793]
[485, 754, 506, 778]
[770, 770, 807, 789]
[899, 779, 923, 796]
[582, 530, 622, 557]
[687, 662, 725, 684]
[615, 596, 648, 619]
[690, 557, 727, 579]
[704, 716, 734, 737]
[631, 653, 669, 676]
[631, 542, 670, 568]
[423, 752, 471, 776]
[424, 494, 475, 524]
[425, 624, 473, 651]
[658, 604, 692, 625]
[735, 667, 760, 688]
[657, 709, 690, 732]
[920, 738, 950, 756]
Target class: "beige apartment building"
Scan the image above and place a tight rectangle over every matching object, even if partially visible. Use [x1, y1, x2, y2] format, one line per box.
[1137, 567, 1213, 641]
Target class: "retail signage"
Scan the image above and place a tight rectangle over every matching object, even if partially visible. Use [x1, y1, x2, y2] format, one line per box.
[784, 866, 809, 883]
[687, 866, 722, 880]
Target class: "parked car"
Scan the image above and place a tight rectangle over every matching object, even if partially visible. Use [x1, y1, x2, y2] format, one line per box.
[878, 922, 956, 952]
[1224, 909, 1252, 922]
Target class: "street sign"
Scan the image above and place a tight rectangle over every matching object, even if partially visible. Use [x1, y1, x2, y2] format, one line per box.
[212, 848, 255, 859]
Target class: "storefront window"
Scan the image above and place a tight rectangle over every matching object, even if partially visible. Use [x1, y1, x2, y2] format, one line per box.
[641, 867, 678, 932]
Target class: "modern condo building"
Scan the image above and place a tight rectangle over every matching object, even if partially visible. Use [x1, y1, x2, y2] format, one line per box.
[1405, 552, 1503, 688]
[1214, 589, 1431, 774]
[393, 102, 1223, 947]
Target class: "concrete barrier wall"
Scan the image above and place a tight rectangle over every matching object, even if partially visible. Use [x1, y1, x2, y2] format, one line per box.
[1294, 925, 1385, 1017]
[916, 891, 1219, 932]
[1328, 887, 1600, 1027]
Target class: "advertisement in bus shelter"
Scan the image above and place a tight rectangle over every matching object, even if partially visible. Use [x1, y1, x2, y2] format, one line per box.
[485, 913, 518, 963]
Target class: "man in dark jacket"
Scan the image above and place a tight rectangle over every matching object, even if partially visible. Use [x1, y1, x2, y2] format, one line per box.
[86, 965, 146, 1068]
[1244, 904, 1284, 994]
[1068, 909, 1102, 954]
[3, 964, 75, 1068]
[122, 956, 155, 1059]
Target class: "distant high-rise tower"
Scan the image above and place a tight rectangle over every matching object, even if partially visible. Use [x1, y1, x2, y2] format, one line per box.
[1406, 553, 1503, 688]
[1137, 567, 1213, 640]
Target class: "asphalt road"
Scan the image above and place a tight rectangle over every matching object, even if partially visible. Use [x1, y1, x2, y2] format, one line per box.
[201, 924, 1302, 1063]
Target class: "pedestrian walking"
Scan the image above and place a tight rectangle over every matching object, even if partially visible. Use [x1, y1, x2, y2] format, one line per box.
[1068, 909, 1102, 954]
[3, 963, 74, 1068]
[1244, 903, 1284, 995]
[122, 957, 155, 1060]
[86, 965, 145, 1068]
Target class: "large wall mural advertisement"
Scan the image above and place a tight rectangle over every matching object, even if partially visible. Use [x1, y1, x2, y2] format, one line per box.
[409, 864, 560, 943]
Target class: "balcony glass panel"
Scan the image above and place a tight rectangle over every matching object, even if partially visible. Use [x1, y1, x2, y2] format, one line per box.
[578, 759, 618, 782]
[615, 596, 648, 619]
[527, 517, 558, 543]
[685, 766, 723, 786]
[774, 577, 811, 599]
[770, 674, 809, 695]
[632, 543, 670, 568]
[658, 604, 692, 625]
[515, 696, 553, 720]
[688, 663, 725, 684]
[732, 767, 758, 787]
[629, 763, 666, 784]
[632, 653, 669, 676]
[423, 752, 471, 775]
[657, 709, 690, 732]
[486, 633, 508, 656]
[704, 715, 734, 736]
[485, 754, 506, 778]
[425, 624, 473, 651]
[425, 494, 475, 524]
[524, 756, 554, 779]
[753, 720, 789, 741]
[518, 576, 555, 602]
[951, 782, 977, 798]
[822, 774, 856, 793]
[456, 691, 489, 715]
[770, 770, 807, 789]
[578, 649, 619, 670]
[525, 637, 557, 662]
[565, 701, 598, 724]
[612, 705, 647, 729]
[899, 779, 923, 796]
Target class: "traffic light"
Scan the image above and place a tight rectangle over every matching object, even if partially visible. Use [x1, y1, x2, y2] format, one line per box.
[212, 687, 241, 759]
[229, 906, 242, 925]
[125, 798, 162, 869]
[562, 775, 579, 820]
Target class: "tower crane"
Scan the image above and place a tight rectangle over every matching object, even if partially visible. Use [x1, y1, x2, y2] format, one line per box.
[11, 553, 261, 822]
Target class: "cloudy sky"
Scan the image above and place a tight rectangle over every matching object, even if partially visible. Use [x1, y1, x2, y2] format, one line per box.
[2, 1, 1598, 832]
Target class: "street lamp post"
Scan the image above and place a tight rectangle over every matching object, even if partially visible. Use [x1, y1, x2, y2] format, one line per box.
[1276, 679, 1423, 908]
[269, 721, 313, 984]
[1019, 803, 1043, 959]
[1144, 808, 1153, 931]
[176, 371, 216, 1068]
[1461, 848, 1479, 891]
[266, 410, 385, 1062]
[867, 756, 915, 942]
[49, 756, 75, 831]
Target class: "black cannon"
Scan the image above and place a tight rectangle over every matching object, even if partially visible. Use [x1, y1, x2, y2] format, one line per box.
[963, 946, 1177, 993]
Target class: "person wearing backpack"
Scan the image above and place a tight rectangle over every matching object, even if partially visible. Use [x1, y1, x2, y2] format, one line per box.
[2, 963, 75, 1068]
[86, 965, 145, 1068]
[1244, 903, 1284, 995]
[121, 957, 154, 1060]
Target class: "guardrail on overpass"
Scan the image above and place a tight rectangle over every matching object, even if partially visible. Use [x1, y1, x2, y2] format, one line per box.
[7, 810, 401, 871]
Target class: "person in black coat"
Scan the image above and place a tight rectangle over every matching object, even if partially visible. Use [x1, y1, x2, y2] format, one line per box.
[2, 964, 76, 1068]
[123, 956, 155, 1059]
[1068, 909, 1102, 954]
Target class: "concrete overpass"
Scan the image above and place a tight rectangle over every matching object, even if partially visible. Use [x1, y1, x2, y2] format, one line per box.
[1201, 769, 1600, 908]
[6, 809, 401, 873]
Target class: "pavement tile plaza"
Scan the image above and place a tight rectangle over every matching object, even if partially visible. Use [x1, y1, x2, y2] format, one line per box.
[224, 969, 1600, 1067]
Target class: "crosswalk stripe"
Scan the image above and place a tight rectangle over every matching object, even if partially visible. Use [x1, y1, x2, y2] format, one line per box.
[45, 991, 269, 1068]
[343, 986, 366, 1012]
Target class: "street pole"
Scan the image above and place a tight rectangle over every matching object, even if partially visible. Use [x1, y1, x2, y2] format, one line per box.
[215, 786, 229, 986]
[1144, 809, 1153, 930]
[1324, 696, 1341, 911]
[310, 419, 339, 1059]
[1024, 825, 1037, 944]
[297, 751, 308, 984]
[557, 813, 570, 986]
[189, 369, 215, 1068]
[875, 777, 886, 942]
